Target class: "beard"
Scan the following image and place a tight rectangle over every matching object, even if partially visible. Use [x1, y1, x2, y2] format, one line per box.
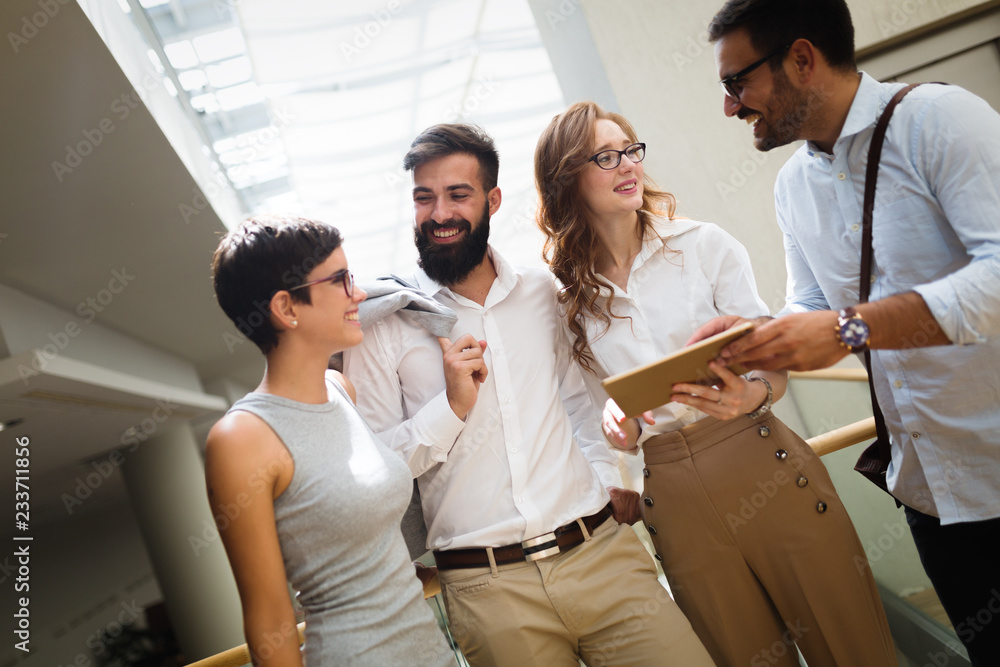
[414, 201, 491, 286]
[744, 66, 815, 152]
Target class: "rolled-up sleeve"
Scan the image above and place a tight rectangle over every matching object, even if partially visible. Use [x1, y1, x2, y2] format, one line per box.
[912, 89, 1000, 345]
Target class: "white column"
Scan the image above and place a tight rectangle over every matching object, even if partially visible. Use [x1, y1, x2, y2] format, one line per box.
[526, 0, 620, 110]
[120, 422, 245, 661]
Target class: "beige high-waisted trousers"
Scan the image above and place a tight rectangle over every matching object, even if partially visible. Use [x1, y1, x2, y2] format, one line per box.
[641, 412, 897, 667]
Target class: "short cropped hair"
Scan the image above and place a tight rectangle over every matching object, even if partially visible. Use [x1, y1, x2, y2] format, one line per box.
[403, 124, 500, 191]
[708, 0, 857, 73]
[212, 215, 342, 354]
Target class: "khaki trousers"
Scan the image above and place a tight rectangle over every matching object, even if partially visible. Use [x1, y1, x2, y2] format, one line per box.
[642, 413, 897, 667]
[437, 516, 715, 667]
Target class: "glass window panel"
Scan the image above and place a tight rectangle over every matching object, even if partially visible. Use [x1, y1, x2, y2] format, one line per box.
[178, 69, 208, 92]
[216, 82, 265, 111]
[207, 57, 252, 89]
[189, 93, 220, 114]
[163, 40, 198, 70]
[192, 28, 245, 63]
[146, 48, 164, 73]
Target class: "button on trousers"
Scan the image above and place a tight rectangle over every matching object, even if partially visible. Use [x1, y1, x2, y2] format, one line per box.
[642, 413, 897, 667]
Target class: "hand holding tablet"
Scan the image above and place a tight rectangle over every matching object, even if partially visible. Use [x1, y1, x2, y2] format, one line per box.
[601, 321, 754, 417]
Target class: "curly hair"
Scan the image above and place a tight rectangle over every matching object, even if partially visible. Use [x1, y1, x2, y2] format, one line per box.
[534, 102, 676, 373]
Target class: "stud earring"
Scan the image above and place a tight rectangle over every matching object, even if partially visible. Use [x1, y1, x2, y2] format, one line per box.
[291, 320, 298, 327]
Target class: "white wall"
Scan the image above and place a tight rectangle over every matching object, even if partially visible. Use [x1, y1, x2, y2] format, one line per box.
[847, 0, 996, 48]
[571, 0, 998, 599]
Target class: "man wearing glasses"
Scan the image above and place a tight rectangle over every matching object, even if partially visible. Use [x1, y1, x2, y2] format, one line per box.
[700, 0, 1000, 664]
[343, 124, 713, 666]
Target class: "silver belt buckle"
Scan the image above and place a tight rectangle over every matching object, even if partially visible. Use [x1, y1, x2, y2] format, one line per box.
[522, 531, 560, 562]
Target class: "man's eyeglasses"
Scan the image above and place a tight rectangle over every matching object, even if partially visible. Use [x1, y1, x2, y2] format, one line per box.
[288, 269, 354, 297]
[588, 142, 646, 170]
[719, 42, 793, 101]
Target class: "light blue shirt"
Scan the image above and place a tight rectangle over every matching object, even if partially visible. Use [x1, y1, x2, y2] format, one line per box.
[775, 72, 1000, 524]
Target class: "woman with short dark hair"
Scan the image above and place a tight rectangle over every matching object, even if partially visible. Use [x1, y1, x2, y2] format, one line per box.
[207, 215, 455, 666]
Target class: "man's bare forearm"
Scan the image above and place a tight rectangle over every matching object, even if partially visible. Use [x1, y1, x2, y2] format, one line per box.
[857, 292, 951, 350]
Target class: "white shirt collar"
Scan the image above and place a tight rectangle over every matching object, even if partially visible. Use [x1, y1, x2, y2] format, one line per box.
[414, 245, 519, 302]
[806, 71, 881, 157]
[594, 216, 700, 298]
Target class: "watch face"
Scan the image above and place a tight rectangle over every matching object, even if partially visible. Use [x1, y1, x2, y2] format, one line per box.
[840, 318, 870, 350]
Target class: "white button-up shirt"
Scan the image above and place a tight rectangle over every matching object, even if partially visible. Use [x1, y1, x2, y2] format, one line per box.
[775, 73, 1000, 523]
[577, 218, 770, 444]
[343, 247, 617, 550]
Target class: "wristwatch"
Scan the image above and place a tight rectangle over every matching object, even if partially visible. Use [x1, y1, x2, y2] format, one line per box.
[835, 306, 871, 353]
[746, 376, 773, 419]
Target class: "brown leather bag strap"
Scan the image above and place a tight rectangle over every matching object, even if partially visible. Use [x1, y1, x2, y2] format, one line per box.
[860, 82, 921, 305]
[860, 82, 922, 469]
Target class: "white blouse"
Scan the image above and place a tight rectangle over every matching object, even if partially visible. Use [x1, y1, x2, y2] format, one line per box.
[576, 218, 770, 445]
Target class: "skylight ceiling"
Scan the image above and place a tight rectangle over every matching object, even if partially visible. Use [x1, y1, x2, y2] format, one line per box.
[132, 0, 566, 280]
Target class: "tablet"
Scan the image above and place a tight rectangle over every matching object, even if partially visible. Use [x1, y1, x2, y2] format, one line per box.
[600, 321, 754, 417]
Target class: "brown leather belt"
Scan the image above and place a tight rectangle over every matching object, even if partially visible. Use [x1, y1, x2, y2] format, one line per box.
[433, 503, 614, 570]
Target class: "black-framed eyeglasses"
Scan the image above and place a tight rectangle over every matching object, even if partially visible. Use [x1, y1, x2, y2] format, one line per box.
[588, 142, 646, 170]
[288, 269, 354, 297]
[719, 42, 793, 101]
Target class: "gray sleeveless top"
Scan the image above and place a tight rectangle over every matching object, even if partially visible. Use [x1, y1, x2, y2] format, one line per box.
[228, 379, 454, 666]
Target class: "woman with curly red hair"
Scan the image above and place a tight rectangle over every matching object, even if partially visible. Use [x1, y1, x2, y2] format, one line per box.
[534, 102, 895, 667]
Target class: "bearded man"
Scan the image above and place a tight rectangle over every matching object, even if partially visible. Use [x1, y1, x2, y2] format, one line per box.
[700, 1, 1000, 664]
[343, 124, 713, 667]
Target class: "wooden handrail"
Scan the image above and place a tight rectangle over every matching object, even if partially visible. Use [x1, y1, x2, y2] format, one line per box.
[422, 571, 442, 598]
[807, 417, 876, 457]
[790, 368, 868, 382]
[187, 622, 306, 667]
[186, 572, 442, 667]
